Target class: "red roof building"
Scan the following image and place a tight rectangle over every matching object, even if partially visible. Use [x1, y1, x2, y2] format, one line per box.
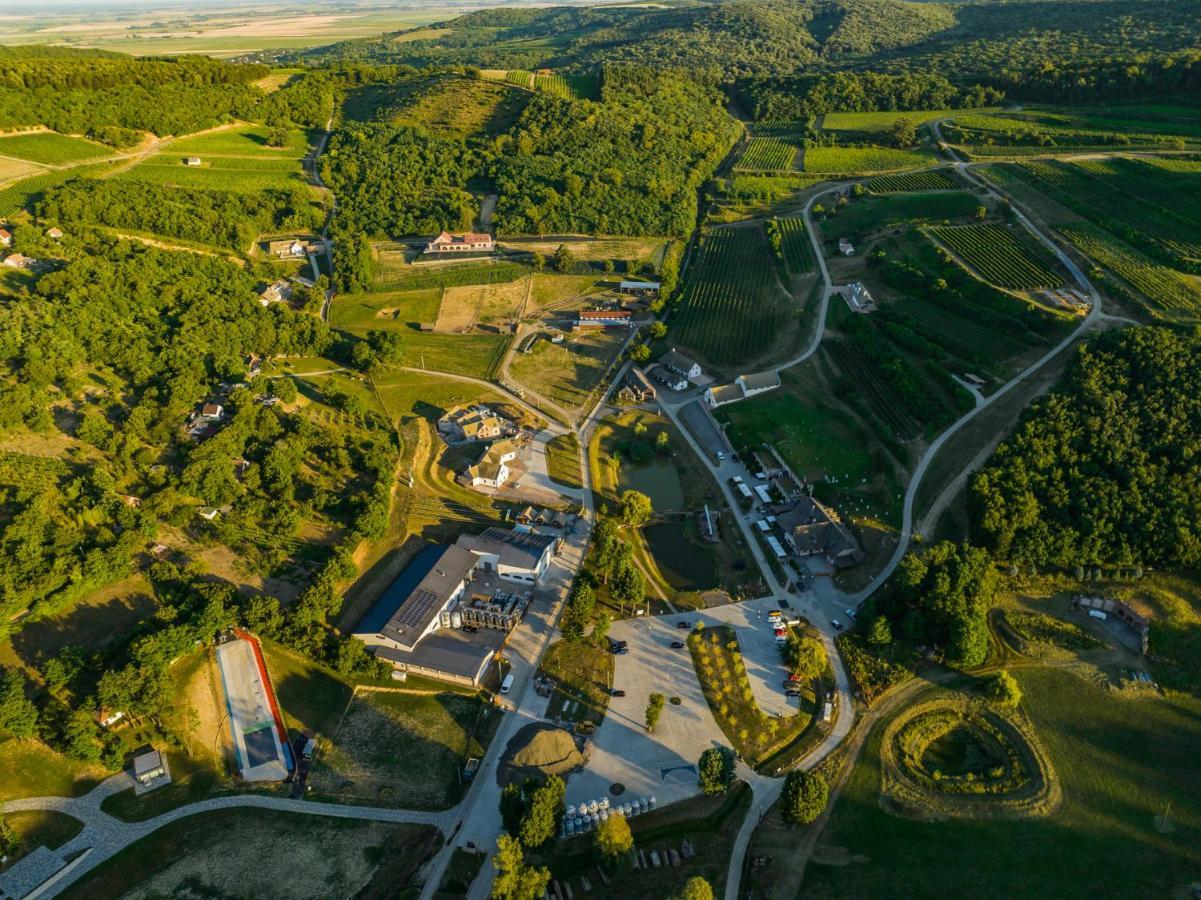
[426, 231, 495, 253]
[577, 309, 633, 327]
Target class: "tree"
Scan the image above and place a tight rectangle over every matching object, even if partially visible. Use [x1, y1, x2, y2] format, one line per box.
[675, 876, 714, 900]
[888, 117, 917, 147]
[0, 814, 19, 860]
[271, 377, 298, 403]
[947, 614, 989, 669]
[530, 252, 546, 271]
[986, 669, 1022, 708]
[620, 490, 652, 526]
[867, 615, 892, 647]
[0, 668, 38, 738]
[649, 321, 668, 340]
[645, 692, 665, 732]
[782, 770, 828, 825]
[787, 634, 826, 679]
[610, 554, 645, 614]
[492, 834, 551, 900]
[655, 431, 670, 454]
[630, 343, 650, 363]
[594, 812, 633, 859]
[553, 244, 574, 273]
[591, 612, 612, 647]
[519, 775, 565, 849]
[975, 205, 988, 220]
[697, 746, 735, 795]
[500, 782, 528, 835]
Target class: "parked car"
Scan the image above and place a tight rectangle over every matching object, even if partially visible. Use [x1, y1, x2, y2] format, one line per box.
[716, 451, 726, 461]
[831, 619, 843, 630]
[845, 607, 857, 620]
[462, 625, 479, 634]
[782, 679, 798, 689]
[611, 689, 626, 697]
[671, 640, 685, 649]
[787, 674, 802, 683]
[774, 628, 787, 637]
[676, 621, 691, 629]
[785, 689, 802, 698]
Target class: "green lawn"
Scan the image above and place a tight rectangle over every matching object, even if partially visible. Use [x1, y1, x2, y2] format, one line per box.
[0, 131, 113, 165]
[545, 432, 583, 489]
[509, 329, 626, 415]
[539, 640, 614, 726]
[404, 332, 513, 380]
[803, 668, 1201, 898]
[262, 641, 355, 738]
[0, 738, 106, 803]
[819, 190, 981, 242]
[822, 109, 989, 134]
[117, 153, 307, 194]
[330, 288, 443, 331]
[2, 810, 83, 867]
[167, 125, 310, 157]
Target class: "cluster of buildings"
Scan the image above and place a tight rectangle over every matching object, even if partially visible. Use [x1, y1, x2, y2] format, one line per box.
[704, 371, 781, 409]
[438, 403, 517, 444]
[842, 281, 876, 313]
[353, 527, 561, 685]
[460, 439, 521, 489]
[436, 404, 525, 490]
[265, 238, 320, 259]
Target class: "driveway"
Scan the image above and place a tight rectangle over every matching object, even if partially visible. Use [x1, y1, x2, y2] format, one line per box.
[677, 400, 732, 464]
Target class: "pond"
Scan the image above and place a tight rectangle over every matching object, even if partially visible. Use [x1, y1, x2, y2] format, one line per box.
[644, 523, 717, 592]
[618, 460, 685, 510]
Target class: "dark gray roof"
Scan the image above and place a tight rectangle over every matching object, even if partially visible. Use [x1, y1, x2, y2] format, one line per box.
[375, 629, 501, 682]
[374, 545, 477, 646]
[457, 527, 557, 571]
[661, 349, 699, 374]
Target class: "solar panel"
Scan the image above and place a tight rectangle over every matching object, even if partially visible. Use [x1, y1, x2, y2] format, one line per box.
[394, 588, 442, 631]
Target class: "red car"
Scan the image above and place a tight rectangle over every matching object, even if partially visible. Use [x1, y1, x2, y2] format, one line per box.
[774, 628, 787, 637]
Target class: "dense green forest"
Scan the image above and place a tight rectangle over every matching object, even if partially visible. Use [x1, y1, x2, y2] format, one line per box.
[971, 327, 1201, 569]
[738, 72, 1002, 122]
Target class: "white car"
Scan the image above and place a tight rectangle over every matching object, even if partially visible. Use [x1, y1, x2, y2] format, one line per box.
[716, 451, 726, 461]
[845, 607, 857, 619]
[831, 619, 843, 630]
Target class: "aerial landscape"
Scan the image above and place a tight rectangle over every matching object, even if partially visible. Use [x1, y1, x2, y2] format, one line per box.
[0, 0, 1199, 897]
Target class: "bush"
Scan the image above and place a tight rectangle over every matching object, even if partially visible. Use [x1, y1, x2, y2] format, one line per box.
[782, 770, 828, 825]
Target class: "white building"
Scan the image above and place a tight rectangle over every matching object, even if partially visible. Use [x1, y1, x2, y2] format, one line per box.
[456, 527, 558, 585]
[660, 349, 702, 381]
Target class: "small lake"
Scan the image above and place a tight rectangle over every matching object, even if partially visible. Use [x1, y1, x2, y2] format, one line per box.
[619, 460, 685, 510]
[644, 523, 717, 591]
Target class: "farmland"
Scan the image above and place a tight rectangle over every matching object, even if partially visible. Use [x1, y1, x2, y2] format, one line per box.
[671, 224, 797, 367]
[866, 168, 960, 194]
[774, 216, 815, 275]
[735, 137, 799, 172]
[330, 288, 443, 332]
[167, 125, 310, 158]
[501, 70, 600, 101]
[819, 191, 981, 243]
[803, 146, 935, 174]
[928, 224, 1064, 290]
[0, 131, 113, 165]
[821, 109, 977, 135]
[403, 332, 513, 380]
[0, 164, 107, 219]
[116, 153, 308, 194]
[509, 328, 627, 416]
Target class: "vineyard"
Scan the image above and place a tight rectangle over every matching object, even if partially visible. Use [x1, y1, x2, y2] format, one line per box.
[942, 112, 1199, 151]
[753, 121, 807, 137]
[927, 224, 1063, 290]
[0, 165, 105, 218]
[866, 169, 959, 194]
[826, 340, 922, 441]
[1060, 224, 1201, 320]
[503, 70, 600, 100]
[672, 226, 794, 366]
[735, 137, 798, 172]
[992, 159, 1201, 271]
[888, 294, 1032, 363]
[775, 217, 814, 274]
[803, 146, 933, 174]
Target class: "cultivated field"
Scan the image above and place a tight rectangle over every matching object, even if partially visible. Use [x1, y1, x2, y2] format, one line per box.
[436, 278, 527, 331]
[0, 131, 112, 165]
[928, 224, 1064, 290]
[735, 137, 800, 172]
[405, 332, 512, 380]
[672, 224, 797, 367]
[117, 152, 307, 194]
[866, 168, 960, 193]
[775, 216, 815, 275]
[167, 124, 310, 157]
[803, 146, 936, 174]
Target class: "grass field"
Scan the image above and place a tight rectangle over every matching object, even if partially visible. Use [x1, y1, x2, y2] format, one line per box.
[545, 432, 583, 489]
[819, 191, 981, 243]
[330, 288, 444, 331]
[539, 640, 613, 725]
[117, 153, 307, 194]
[0, 131, 112, 165]
[509, 329, 625, 415]
[822, 109, 983, 134]
[804, 146, 936, 174]
[312, 689, 499, 809]
[928, 224, 1064, 290]
[498, 237, 670, 269]
[404, 332, 513, 380]
[2, 810, 83, 867]
[672, 224, 797, 367]
[437, 278, 527, 330]
[385, 75, 530, 140]
[167, 124, 310, 158]
[0, 739, 105, 803]
[802, 667, 1201, 899]
[61, 809, 439, 900]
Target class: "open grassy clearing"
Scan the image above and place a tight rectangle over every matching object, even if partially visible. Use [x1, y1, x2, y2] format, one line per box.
[802, 666, 1201, 899]
[437, 278, 528, 330]
[804, 146, 936, 174]
[330, 288, 443, 331]
[539, 640, 614, 726]
[545, 432, 583, 490]
[167, 124, 310, 158]
[927, 223, 1064, 290]
[374, 254, 532, 292]
[822, 109, 985, 134]
[0, 131, 112, 165]
[509, 328, 626, 414]
[498, 237, 671, 269]
[672, 224, 797, 368]
[526, 273, 606, 312]
[0, 739, 105, 803]
[311, 688, 499, 809]
[0, 156, 43, 185]
[60, 809, 439, 900]
[384, 75, 530, 140]
[689, 626, 814, 766]
[1, 810, 83, 868]
[404, 332, 513, 380]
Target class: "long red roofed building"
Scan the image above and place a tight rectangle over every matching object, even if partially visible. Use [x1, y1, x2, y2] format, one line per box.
[426, 231, 495, 253]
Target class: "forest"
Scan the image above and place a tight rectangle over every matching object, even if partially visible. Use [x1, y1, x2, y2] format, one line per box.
[738, 72, 1002, 122]
[970, 327, 1201, 569]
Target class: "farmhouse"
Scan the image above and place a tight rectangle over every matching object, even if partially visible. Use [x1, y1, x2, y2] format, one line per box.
[844, 281, 876, 313]
[648, 364, 688, 392]
[618, 366, 656, 403]
[259, 279, 293, 306]
[456, 527, 558, 584]
[266, 239, 307, 258]
[201, 403, 224, 421]
[619, 280, 661, 298]
[132, 748, 171, 791]
[660, 349, 702, 381]
[426, 231, 495, 254]
[2, 252, 35, 270]
[45, 227, 63, 239]
[577, 309, 633, 328]
[705, 370, 782, 408]
[185, 156, 202, 167]
[461, 439, 519, 488]
[775, 496, 864, 569]
[838, 238, 855, 256]
[438, 404, 514, 444]
[0, 227, 11, 247]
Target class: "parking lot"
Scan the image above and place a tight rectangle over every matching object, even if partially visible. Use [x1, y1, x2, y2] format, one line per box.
[565, 599, 803, 810]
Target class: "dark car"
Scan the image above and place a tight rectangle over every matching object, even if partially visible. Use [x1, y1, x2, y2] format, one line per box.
[611, 689, 626, 697]
[671, 640, 685, 649]
[462, 625, 478, 634]
[676, 621, 691, 629]
[785, 689, 802, 698]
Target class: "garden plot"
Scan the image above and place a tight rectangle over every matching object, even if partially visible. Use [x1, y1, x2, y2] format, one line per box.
[311, 688, 497, 809]
[436, 278, 528, 331]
